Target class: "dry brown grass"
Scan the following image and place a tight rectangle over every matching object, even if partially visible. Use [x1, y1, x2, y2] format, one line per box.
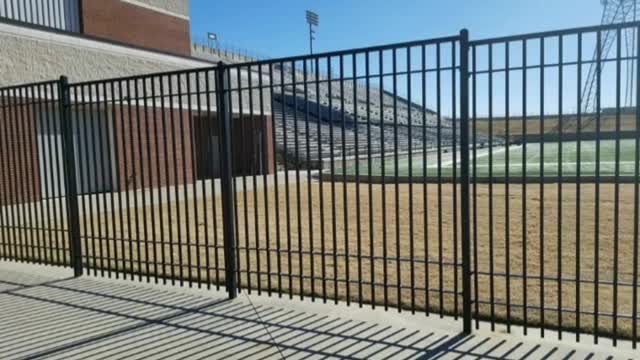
[0, 213, 71, 266]
[2, 180, 638, 338]
[475, 113, 638, 137]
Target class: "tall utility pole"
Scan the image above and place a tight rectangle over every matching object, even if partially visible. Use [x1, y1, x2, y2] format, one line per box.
[583, 1, 638, 112]
[555, 0, 638, 133]
[306, 10, 319, 55]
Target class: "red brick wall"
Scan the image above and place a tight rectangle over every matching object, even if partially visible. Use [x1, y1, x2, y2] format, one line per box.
[113, 105, 194, 191]
[80, 0, 191, 56]
[114, 107, 275, 191]
[114, 108, 274, 192]
[0, 99, 275, 204]
[0, 96, 41, 206]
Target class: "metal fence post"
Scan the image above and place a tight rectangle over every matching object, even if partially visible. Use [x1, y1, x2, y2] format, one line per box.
[216, 62, 238, 298]
[59, 76, 82, 277]
[459, 29, 473, 334]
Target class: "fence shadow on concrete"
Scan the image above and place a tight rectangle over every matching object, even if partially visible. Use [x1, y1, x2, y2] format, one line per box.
[0, 264, 607, 360]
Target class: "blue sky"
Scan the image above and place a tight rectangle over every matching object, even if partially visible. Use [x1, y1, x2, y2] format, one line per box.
[190, 0, 603, 59]
[189, 1, 631, 117]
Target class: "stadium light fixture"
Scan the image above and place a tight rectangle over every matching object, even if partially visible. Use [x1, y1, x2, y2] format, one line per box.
[207, 32, 219, 49]
[306, 10, 319, 55]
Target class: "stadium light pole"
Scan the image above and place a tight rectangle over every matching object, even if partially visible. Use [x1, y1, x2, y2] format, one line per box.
[207, 32, 219, 49]
[306, 10, 319, 55]
[306, 10, 318, 74]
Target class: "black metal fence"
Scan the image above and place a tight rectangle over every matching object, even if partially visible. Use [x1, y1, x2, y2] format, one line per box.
[470, 22, 639, 346]
[226, 35, 468, 330]
[0, 22, 638, 347]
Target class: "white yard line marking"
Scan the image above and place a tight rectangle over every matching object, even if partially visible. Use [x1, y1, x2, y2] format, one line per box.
[470, 161, 637, 167]
[427, 145, 512, 169]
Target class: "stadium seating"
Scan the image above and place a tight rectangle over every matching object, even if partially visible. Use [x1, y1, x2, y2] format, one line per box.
[192, 44, 495, 168]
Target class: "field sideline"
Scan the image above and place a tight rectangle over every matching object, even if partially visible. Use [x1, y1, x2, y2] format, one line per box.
[340, 139, 639, 178]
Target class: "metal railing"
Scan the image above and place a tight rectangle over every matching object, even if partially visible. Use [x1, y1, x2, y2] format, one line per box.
[468, 21, 640, 345]
[0, 22, 639, 348]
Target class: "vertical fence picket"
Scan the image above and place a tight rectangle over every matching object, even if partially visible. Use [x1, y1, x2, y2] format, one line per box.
[459, 28, 473, 334]
[59, 76, 82, 276]
[216, 62, 238, 298]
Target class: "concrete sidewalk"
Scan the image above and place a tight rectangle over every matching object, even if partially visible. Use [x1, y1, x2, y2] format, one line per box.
[0, 261, 634, 359]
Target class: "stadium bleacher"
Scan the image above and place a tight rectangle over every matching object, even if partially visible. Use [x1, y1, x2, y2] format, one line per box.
[192, 43, 494, 168]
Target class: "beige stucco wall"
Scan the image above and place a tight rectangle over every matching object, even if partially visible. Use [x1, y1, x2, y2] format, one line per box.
[0, 22, 206, 84]
[0, 21, 270, 114]
[121, 0, 190, 18]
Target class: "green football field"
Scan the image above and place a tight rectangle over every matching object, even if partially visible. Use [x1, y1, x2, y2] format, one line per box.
[340, 139, 639, 178]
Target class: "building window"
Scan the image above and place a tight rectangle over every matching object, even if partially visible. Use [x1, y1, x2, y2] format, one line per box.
[0, 0, 81, 32]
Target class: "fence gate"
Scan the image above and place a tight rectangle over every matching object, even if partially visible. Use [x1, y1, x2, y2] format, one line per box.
[0, 23, 639, 348]
[225, 34, 471, 331]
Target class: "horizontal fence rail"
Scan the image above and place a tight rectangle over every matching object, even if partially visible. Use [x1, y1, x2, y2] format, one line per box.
[0, 22, 638, 348]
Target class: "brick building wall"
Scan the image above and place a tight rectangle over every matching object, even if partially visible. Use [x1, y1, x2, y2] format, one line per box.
[0, 96, 41, 206]
[113, 105, 275, 192]
[0, 97, 275, 205]
[113, 106, 194, 191]
[80, 0, 191, 56]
